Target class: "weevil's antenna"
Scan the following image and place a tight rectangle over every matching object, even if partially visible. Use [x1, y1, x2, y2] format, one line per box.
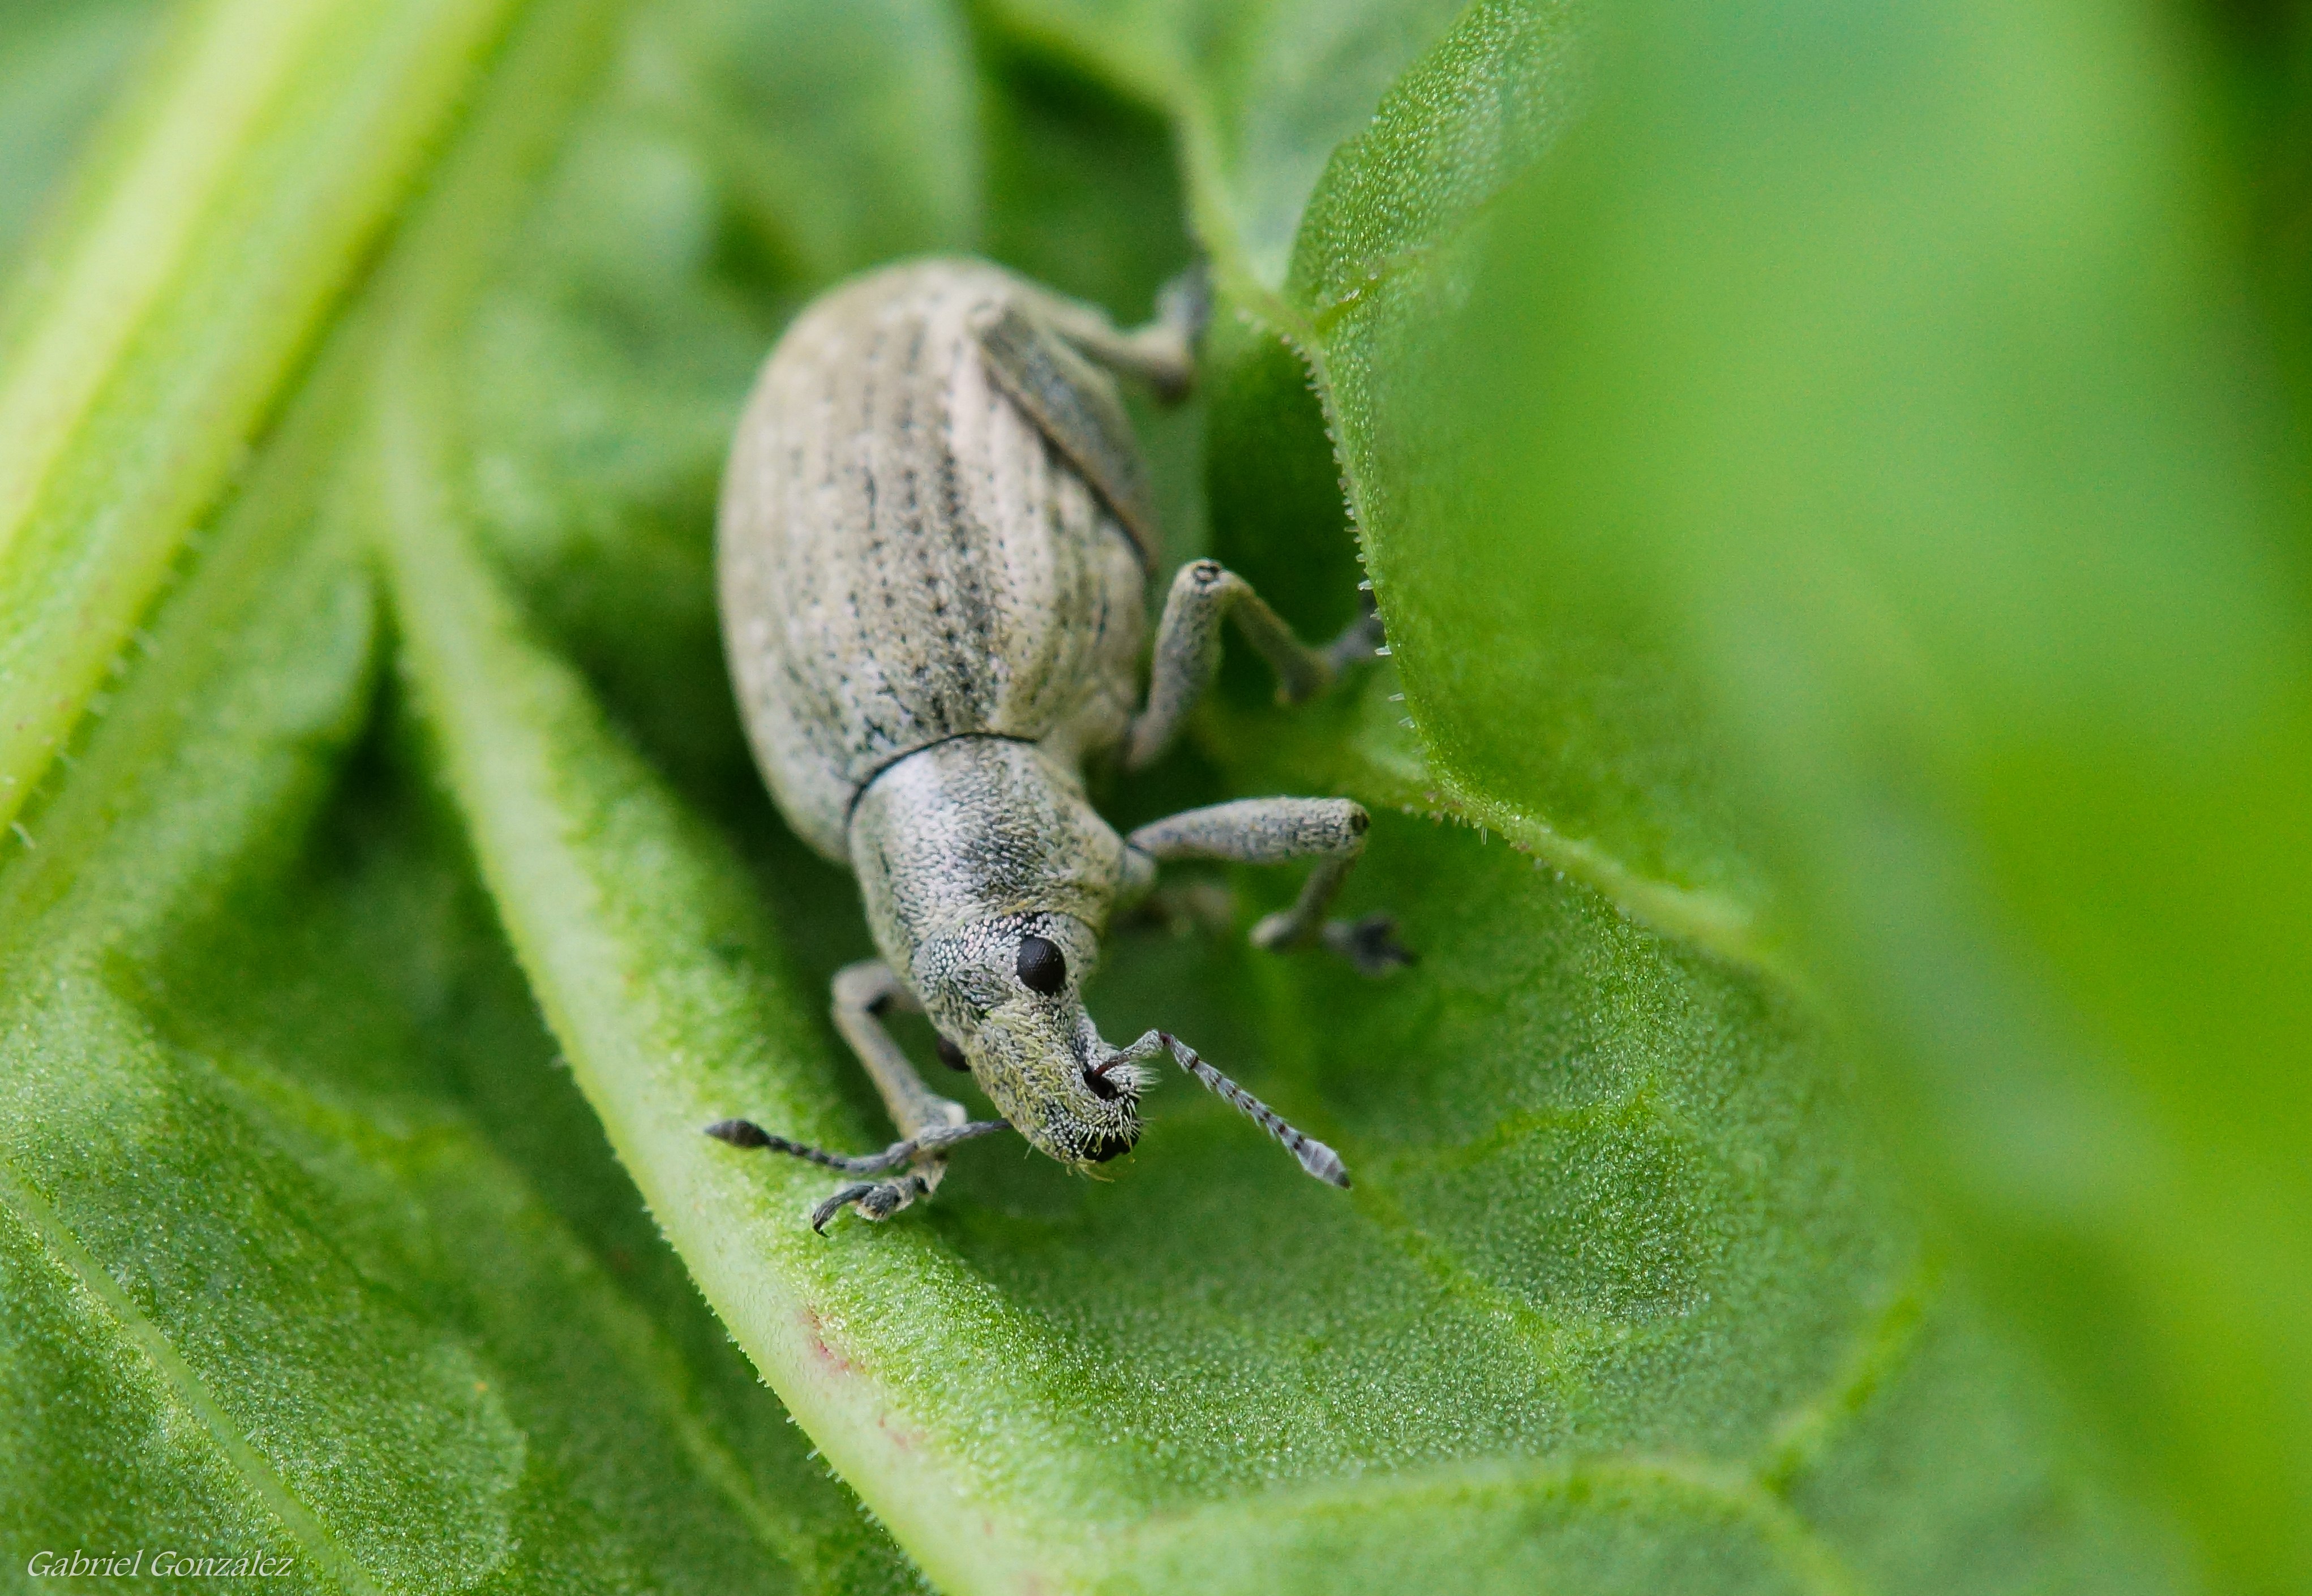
[1105, 1029, 1349, 1188]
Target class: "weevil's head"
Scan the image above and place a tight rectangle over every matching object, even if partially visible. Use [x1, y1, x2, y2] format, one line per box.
[915, 912, 1145, 1167]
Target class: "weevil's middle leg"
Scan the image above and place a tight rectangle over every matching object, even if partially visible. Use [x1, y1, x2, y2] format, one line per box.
[1126, 561, 1384, 770]
[1127, 797, 1414, 976]
[706, 960, 1011, 1232]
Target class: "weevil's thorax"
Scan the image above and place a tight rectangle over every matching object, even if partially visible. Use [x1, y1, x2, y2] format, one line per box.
[847, 736, 1144, 1164]
[848, 735, 1127, 962]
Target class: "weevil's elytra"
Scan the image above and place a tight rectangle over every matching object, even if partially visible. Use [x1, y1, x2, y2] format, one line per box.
[706, 257, 1411, 1232]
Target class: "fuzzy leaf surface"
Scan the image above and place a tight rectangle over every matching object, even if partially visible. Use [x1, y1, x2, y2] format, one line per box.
[0, 0, 2219, 1591]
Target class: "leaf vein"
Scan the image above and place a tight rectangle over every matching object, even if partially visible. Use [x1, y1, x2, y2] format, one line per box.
[0, 1155, 387, 1596]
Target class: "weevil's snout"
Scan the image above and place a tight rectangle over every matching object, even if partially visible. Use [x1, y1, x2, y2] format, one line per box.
[918, 914, 1142, 1168]
[973, 1006, 1143, 1166]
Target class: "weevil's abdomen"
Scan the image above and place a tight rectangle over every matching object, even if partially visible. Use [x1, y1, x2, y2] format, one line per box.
[718, 259, 1151, 861]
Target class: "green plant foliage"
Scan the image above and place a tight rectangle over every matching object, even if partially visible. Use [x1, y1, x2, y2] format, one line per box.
[0, 0, 2284, 1591]
[0, 402, 920, 1596]
[0, 1, 933, 1589]
[1405, 1, 2312, 1590]
[0, 0, 539, 843]
[0, 0, 166, 267]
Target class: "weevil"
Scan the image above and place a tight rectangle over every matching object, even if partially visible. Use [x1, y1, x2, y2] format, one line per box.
[705, 258, 1409, 1232]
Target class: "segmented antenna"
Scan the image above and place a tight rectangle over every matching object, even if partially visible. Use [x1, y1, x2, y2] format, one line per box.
[1127, 1030, 1349, 1188]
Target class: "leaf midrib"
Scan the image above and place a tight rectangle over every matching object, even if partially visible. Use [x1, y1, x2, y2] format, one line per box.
[0, 0, 331, 557]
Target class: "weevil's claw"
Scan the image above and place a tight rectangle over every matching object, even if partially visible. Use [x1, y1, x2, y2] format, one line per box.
[1323, 599, 1388, 675]
[811, 1183, 878, 1233]
[810, 1173, 930, 1233]
[1323, 912, 1416, 977]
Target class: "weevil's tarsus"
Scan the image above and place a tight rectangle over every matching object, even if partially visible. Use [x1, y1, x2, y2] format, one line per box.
[1322, 912, 1418, 976]
[1108, 1029, 1350, 1188]
[810, 1173, 938, 1233]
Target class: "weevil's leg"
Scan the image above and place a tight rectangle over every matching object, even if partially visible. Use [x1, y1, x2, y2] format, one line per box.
[815, 959, 974, 1228]
[809, 1175, 937, 1232]
[1126, 561, 1386, 770]
[707, 1120, 1010, 1232]
[1028, 263, 1209, 402]
[705, 962, 1009, 1231]
[705, 1116, 1011, 1174]
[830, 960, 965, 1141]
[975, 301, 1163, 560]
[795, 1116, 1014, 1233]
[1126, 797, 1414, 975]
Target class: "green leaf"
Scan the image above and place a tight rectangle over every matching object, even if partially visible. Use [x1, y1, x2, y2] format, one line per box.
[0, 335, 918, 1593]
[1290, 0, 1787, 972]
[1, 0, 2239, 1590]
[0, 0, 167, 268]
[368, 1, 2177, 1591]
[0, 0, 534, 842]
[0, 0, 932, 1587]
[1375, 0, 2312, 1589]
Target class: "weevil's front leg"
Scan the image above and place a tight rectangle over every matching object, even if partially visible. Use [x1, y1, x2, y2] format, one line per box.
[829, 960, 964, 1143]
[1126, 561, 1384, 770]
[706, 960, 1010, 1232]
[1126, 797, 1414, 976]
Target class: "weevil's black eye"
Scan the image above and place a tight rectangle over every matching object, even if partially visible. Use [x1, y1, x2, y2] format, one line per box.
[934, 1035, 969, 1071]
[1015, 934, 1066, 995]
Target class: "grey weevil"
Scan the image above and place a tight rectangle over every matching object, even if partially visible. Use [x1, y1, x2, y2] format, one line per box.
[704, 258, 1409, 1232]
